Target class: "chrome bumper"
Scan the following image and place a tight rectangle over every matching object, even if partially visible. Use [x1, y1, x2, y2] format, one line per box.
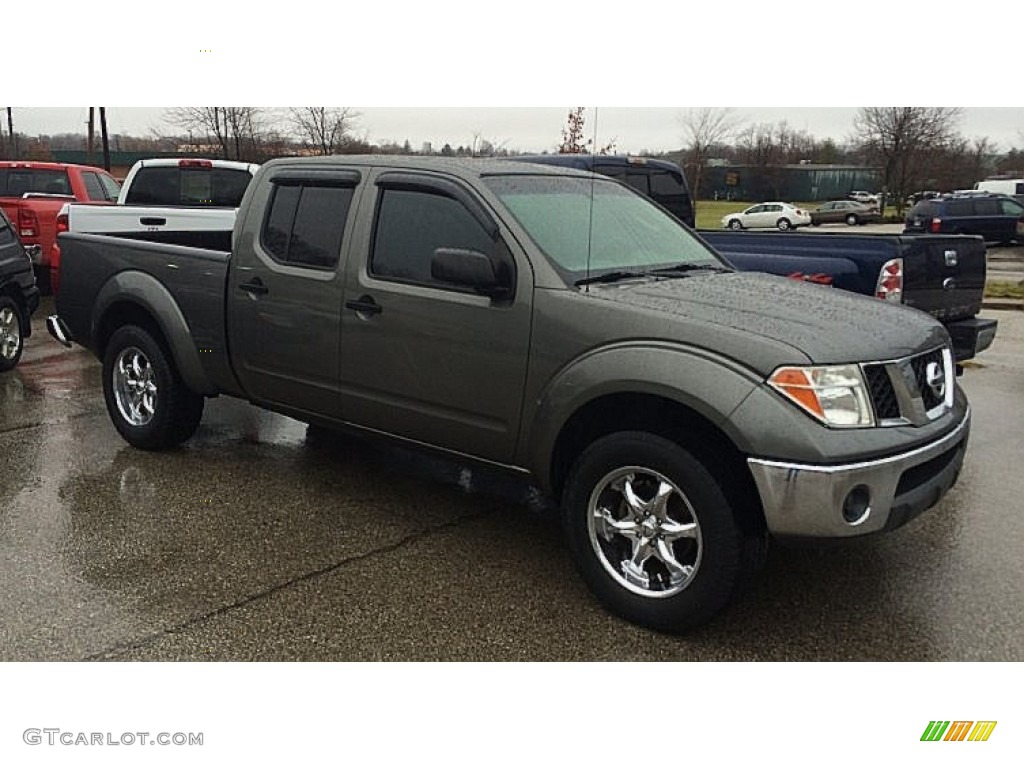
[46, 315, 72, 348]
[747, 409, 970, 539]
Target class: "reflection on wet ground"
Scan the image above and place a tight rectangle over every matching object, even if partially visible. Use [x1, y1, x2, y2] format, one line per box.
[1, 309, 1022, 660]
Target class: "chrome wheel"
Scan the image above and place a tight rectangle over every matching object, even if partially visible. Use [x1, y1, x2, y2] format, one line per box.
[0, 305, 21, 361]
[587, 466, 703, 598]
[112, 346, 157, 426]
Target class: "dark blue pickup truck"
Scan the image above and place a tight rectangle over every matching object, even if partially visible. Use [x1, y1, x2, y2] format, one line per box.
[699, 230, 996, 363]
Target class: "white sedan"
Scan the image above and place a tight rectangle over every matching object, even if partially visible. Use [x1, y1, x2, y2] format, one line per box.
[721, 202, 812, 231]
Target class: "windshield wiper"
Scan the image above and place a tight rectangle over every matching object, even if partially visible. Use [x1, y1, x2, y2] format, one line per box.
[649, 263, 732, 276]
[574, 270, 649, 286]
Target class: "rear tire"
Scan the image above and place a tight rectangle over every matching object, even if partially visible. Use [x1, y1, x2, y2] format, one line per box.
[102, 325, 204, 450]
[777, 218, 792, 231]
[845, 214, 859, 226]
[561, 431, 758, 633]
[0, 296, 25, 372]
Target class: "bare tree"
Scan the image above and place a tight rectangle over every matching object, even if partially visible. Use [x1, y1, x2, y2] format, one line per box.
[4, 107, 15, 159]
[164, 107, 268, 161]
[289, 107, 359, 155]
[853, 107, 963, 214]
[679, 108, 739, 199]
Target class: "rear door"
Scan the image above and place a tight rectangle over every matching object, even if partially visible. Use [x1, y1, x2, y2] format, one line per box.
[338, 169, 532, 463]
[228, 167, 362, 418]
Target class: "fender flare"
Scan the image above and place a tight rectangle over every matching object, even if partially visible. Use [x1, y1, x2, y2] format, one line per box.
[91, 270, 216, 395]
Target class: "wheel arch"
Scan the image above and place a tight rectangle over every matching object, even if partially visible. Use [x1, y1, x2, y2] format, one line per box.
[91, 272, 216, 395]
[548, 392, 766, 535]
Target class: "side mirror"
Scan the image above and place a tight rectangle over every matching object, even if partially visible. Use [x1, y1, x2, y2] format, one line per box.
[431, 247, 511, 299]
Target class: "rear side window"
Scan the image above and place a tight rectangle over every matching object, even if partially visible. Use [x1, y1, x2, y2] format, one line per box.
[0, 211, 15, 244]
[911, 201, 938, 218]
[125, 166, 253, 206]
[973, 198, 1000, 216]
[945, 200, 974, 216]
[81, 171, 118, 202]
[371, 188, 494, 287]
[0, 168, 72, 196]
[261, 183, 353, 269]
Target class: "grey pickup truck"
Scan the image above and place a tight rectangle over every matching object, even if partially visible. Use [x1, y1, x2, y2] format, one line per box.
[49, 157, 971, 632]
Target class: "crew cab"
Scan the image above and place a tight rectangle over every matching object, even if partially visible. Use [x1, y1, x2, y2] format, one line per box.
[48, 156, 972, 632]
[0, 207, 39, 371]
[0, 161, 120, 293]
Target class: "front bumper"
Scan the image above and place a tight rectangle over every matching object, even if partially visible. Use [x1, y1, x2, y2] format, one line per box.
[747, 409, 969, 540]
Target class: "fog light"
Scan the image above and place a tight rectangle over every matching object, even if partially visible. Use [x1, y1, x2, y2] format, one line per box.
[842, 485, 871, 524]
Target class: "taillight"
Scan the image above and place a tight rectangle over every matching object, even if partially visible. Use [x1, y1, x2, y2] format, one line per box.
[55, 210, 69, 235]
[875, 258, 904, 302]
[929, 217, 942, 233]
[178, 159, 213, 168]
[18, 207, 39, 239]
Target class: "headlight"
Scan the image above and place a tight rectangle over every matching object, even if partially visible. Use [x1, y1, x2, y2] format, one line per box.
[768, 364, 874, 427]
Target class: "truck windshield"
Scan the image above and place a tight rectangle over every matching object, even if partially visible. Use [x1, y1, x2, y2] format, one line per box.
[484, 174, 722, 282]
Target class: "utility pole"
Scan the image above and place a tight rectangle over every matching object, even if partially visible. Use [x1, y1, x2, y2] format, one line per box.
[87, 107, 95, 163]
[99, 107, 110, 171]
[6, 108, 15, 160]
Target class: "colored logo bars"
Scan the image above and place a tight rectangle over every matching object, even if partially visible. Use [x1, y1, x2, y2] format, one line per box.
[921, 721, 997, 742]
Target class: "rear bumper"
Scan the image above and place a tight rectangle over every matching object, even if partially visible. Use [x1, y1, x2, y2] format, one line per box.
[947, 317, 998, 361]
[747, 409, 969, 540]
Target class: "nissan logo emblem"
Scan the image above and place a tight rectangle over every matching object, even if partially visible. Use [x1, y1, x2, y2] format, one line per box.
[925, 362, 946, 399]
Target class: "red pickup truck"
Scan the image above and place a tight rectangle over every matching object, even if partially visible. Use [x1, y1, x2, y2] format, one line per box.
[0, 161, 120, 293]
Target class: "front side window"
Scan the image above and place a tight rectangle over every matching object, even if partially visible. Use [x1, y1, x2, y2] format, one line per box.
[261, 183, 353, 269]
[485, 175, 722, 280]
[371, 188, 494, 286]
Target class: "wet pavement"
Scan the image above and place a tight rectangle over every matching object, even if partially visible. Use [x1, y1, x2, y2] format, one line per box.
[2, 301, 1022, 661]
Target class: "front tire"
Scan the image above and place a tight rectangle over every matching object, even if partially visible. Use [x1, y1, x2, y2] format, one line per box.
[102, 325, 204, 450]
[0, 296, 25, 372]
[845, 214, 859, 226]
[727, 219, 743, 231]
[562, 431, 755, 633]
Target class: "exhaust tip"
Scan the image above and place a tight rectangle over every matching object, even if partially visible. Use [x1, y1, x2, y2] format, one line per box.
[46, 315, 72, 348]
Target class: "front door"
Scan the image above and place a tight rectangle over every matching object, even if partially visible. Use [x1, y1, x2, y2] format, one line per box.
[339, 171, 532, 463]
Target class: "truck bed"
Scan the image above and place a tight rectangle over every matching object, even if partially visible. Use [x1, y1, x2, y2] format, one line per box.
[56, 232, 237, 395]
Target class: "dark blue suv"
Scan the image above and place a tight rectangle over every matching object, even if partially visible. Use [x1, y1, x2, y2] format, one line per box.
[511, 155, 696, 228]
[904, 193, 1024, 244]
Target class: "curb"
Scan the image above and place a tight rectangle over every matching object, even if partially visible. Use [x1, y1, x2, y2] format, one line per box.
[982, 299, 1024, 311]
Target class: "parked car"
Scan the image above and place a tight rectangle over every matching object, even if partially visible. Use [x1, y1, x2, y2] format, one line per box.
[510, 154, 695, 227]
[51, 156, 971, 633]
[721, 202, 811, 231]
[848, 191, 879, 206]
[0, 207, 39, 372]
[809, 200, 882, 226]
[904, 193, 1024, 244]
[0, 161, 120, 294]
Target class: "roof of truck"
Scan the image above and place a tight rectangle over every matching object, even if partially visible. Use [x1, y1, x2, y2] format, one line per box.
[259, 154, 594, 179]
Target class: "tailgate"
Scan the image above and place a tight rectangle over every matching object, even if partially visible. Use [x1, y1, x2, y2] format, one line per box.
[899, 235, 986, 322]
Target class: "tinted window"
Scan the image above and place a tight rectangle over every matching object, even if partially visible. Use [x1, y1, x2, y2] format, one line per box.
[911, 201, 938, 218]
[125, 166, 253, 206]
[624, 171, 650, 196]
[99, 174, 121, 200]
[261, 183, 352, 269]
[372, 189, 494, 286]
[0, 212, 15, 245]
[973, 198, 1000, 216]
[945, 200, 974, 216]
[0, 168, 71, 196]
[82, 172, 107, 201]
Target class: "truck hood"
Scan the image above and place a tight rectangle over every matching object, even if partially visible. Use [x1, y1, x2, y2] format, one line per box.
[586, 271, 949, 366]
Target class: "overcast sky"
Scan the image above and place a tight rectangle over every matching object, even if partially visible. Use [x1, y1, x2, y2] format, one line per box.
[8, 3, 1018, 153]
[8, 106, 1024, 155]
